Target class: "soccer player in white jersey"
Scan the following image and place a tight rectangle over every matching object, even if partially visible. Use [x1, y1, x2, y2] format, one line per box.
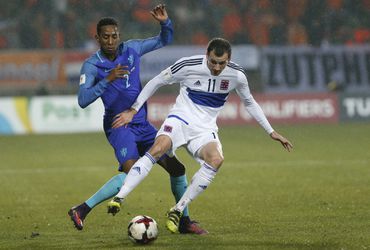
[107, 38, 293, 233]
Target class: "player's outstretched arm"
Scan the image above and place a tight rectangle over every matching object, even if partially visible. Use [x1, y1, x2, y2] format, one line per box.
[150, 4, 168, 22]
[269, 131, 293, 152]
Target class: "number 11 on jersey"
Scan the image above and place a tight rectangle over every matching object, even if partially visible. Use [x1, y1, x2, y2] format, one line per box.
[208, 79, 216, 92]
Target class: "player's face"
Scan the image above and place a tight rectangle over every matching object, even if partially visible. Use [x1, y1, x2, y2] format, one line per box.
[96, 25, 120, 60]
[206, 50, 229, 76]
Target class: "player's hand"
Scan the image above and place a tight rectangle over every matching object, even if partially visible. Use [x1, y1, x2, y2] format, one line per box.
[106, 64, 129, 82]
[112, 108, 138, 128]
[150, 4, 168, 23]
[270, 131, 293, 152]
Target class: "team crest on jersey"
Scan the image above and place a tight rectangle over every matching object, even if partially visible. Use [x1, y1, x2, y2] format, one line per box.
[220, 80, 229, 90]
[120, 147, 128, 157]
[164, 125, 173, 133]
[128, 55, 134, 66]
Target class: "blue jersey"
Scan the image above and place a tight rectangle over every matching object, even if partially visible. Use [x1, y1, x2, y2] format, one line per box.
[78, 19, 173, 132]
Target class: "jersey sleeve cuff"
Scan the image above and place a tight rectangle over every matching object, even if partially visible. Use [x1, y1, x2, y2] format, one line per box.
[160, 18, 171, 26]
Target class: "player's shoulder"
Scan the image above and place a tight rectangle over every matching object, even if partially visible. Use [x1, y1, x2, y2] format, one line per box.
[80, 51, 103, 73]
[170, 55, 204, 74]
[84, 51, 103, 64]
[120, 40, 136, 51]
[227, 60, 248, 79]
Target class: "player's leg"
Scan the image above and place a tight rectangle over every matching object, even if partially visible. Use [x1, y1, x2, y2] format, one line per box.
[158, 155, 208, 235]
[134, 121, 189, 216]
[68, 172, 127, 230]
[166, 133, 223, 233]
[108, 135, 172, 206]
[134, 120, 207, 234]
[68, 127, 139, 229]
[156, 156, 188, 214]
[108, 118, 184, 215]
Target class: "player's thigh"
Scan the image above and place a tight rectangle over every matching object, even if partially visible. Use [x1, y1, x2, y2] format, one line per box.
[156, 117, 187, 156]
[188, 132, 224, 168]
[130, 121, 183, 176]
[107, 126, 140, 167]
[134, 122, 158, 156]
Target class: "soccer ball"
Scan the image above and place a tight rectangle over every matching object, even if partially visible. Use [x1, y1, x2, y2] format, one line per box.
[127, 215, 158, 244]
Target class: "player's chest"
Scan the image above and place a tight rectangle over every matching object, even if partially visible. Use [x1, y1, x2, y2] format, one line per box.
[183, 75, 236, 94]
[97, 54, 140, 88]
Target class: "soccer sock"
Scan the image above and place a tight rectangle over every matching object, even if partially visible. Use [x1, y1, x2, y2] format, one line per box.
[85, 173, 126, 208]
[174, 163, 218, 213]
[170, 175, 189, 217]
[115, 152, 156, 199]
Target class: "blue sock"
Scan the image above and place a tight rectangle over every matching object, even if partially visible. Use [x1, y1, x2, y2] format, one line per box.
[170, 175, 189, 217]
[85, 173, 126, 208]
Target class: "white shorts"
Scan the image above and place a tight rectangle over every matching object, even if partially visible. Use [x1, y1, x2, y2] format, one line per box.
[157, 115, 222, 162]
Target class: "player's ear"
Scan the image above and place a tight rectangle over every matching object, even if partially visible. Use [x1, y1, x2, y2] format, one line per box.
[95, 34, 100, 43]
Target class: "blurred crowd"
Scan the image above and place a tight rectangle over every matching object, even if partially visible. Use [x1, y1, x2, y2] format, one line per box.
[1, 0, 370, 50]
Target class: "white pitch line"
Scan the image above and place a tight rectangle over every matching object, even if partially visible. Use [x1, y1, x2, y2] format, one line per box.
[223, 159, 369, 167]
[0, 166, 109, 174]
[1, 159, 368, 175]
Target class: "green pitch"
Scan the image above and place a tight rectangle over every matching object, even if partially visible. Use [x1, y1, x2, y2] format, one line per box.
[1, 123, 369, 249]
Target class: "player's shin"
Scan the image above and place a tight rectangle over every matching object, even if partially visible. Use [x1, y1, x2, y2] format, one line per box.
[174, 163, 218, 212]
[86, 173, 126, 208]
[115, 153, 156, 199]
[170, 175, 189, 217]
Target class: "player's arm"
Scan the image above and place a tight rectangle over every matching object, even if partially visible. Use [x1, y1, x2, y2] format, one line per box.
[78, 63, 129, 108]
[112, 67, 174, 128]
[236, 74, 293, 151]
[124, 4, 173, 56]
[78, 62, 108, 108]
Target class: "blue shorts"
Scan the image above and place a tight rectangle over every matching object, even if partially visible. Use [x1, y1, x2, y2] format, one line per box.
[105, 121, 157, 171]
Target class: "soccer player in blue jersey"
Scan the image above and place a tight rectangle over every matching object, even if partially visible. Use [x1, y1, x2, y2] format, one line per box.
[68, 4, 207, 235]
[106, 37, 293, 233]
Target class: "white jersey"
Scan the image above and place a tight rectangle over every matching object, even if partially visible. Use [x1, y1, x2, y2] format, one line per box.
[132, 55, 274, 134]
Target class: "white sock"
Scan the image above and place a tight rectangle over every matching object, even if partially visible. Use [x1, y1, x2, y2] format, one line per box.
[174, 162, 218, 212]
[115, 153, 156, 199]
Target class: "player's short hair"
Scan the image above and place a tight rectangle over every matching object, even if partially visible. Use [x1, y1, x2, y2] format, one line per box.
[97, 17, 118, 35]
[207, 38, 232, 58]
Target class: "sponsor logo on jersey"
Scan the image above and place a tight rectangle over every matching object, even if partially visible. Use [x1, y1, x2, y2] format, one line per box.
[220, 80, 229, 90]
[164, 125, 173, 133]
[194, 80, 201, 86]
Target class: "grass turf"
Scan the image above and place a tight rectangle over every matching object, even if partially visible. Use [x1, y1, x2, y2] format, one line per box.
[0, 123, 369, 249]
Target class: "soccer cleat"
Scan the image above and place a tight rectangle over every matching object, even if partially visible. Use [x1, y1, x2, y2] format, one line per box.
[68, 206, 86, 230]
[179, 217, 209, 235]
[107, 197, 123, 216]
[165, 208, 182, 233]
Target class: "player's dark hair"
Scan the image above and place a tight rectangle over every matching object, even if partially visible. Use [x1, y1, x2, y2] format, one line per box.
[97, 17, 118, 35]
[207, 38, 231, 58]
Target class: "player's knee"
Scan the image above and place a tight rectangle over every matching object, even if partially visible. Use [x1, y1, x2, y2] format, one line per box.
[149, 144, 167, 159]
[149, 137, 171, 159]
[207, 155, 224, 169]
[120, 159, 136, 173]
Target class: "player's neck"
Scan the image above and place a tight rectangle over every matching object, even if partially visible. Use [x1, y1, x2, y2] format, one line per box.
[101, 50, 117, 61]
